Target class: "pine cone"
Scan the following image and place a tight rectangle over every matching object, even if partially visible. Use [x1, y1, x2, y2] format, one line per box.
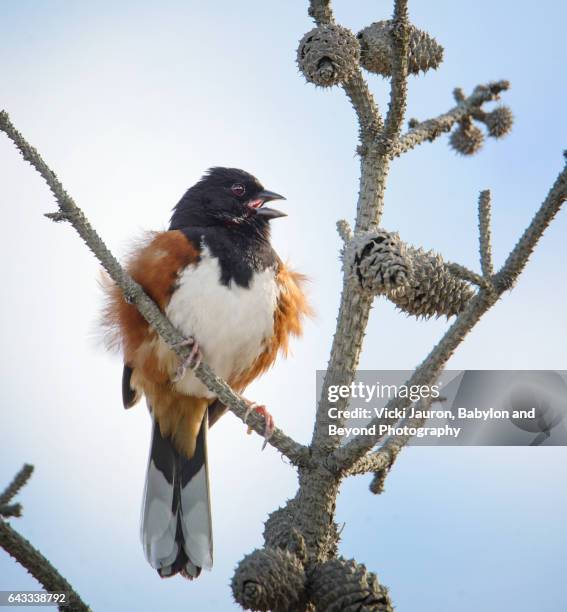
[357, 20, 443, 77]
[449, 121, 484, 155]
[347, 230, 474, 318]
[264, 501, 340, 561]
[484, 106, 514, 138]
[310, 558, 393, 612]
[391, 247, 474, 317]
[297, 25, 360, 87]
[346, 229, 411, 293]
[232, 547, 306, 612]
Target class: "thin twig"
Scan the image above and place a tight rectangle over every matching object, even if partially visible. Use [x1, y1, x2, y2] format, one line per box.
[391, 80, 510, 158]
[347, 404, 430, 498]
[343, 69, 384, 142]
[336, 219, 353, 243]
[0, 110, 310, 467]
[382, 0, 410, 143]
[308, 0, 383, 140]
[0, 464, 33, 506]
[478, 190, 494, 277]
[332, 291, 492, 468]
[333, 158, 567, 470]
[0, 503, 22, 518]
[347, 415, 428, 478]
[0, 466, 90, 612]
[0, 521, 91, 612]
[308, 0, 334, 25]
[495, 154, 567, 291]
[446, 262, 487, 289]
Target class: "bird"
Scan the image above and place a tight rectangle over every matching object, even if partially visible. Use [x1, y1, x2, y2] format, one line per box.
[101, 167, 310, 580]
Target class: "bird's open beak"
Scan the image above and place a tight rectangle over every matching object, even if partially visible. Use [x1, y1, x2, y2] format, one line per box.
[252, 189, 287, 220]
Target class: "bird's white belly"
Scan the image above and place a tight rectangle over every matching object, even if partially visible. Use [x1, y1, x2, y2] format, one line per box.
[164, 247, 279, 398]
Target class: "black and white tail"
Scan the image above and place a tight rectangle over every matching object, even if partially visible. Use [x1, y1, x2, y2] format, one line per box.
[141, 409, 213, 579]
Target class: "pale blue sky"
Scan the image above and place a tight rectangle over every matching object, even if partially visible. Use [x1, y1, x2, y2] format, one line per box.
[1, 1, 566, 611]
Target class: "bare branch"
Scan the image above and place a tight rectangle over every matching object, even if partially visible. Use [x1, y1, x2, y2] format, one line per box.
[478, 190, 494, 277]
[354, 154, 391, 231]
[391, 80, 510, 158]
[311, 2, 410, 451]
[0, 464, 33, 506]
[0, 110, 310, 467]
[196, 366, 312, 465]
[495, 155, 567, 291]
[307, 0, 383, 140]
[346, 448, 393, 479]
[453, 87, 466, 103]
[0, 466, 90, 612]
[0, 504, 22, 518]
[347, 416, 425, 477]
[446, 262, 487, 289]
[343, 69, 384, 142]
[308, 0, 334, 25]
[333, 157, 567, 470]
[346, 400, 431, 496]
[382, 0, 410, 143]
[0, 522, 90, 611]
[336, 219, 353, 244]
[332, 292, 491, 468]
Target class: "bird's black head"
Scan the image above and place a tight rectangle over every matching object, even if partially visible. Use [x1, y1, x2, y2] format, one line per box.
[170, 167, 286, 231]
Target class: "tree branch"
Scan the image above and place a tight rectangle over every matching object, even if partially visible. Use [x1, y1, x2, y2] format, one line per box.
[310, 0, 425, 454]
[308, 0, 334, 25]
[382, 0, 410, 143]
[346, 401, 430, 495]
[0, 464, 33, 507]
[0, 466, 90, 612]
[308, 0, 383, 141]
[333, 158, 567, 469]
[391, 80, 510, 158]
[494, 154, 567, 291]
[446, 262, 487, 289]
[0, 110, 310, 468]
[331, 291, 493, 468]
[343, 69, 384, 142]
[2, 1, 564, 609]
[478, 190, 494, 277]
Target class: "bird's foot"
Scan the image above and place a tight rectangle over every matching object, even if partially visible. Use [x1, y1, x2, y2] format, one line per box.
[172, 336, 202, 382]
[243, 400, 275, 450]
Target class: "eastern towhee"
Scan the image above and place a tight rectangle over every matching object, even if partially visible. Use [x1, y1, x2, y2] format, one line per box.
[102, 168, 310, 579]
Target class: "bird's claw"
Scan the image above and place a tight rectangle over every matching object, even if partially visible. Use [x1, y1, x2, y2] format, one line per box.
[172, 336, 202, 382]
[243, 400, 275, 450]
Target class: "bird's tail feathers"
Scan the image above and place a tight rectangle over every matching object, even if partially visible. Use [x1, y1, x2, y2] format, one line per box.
[140, 408, 212, 579]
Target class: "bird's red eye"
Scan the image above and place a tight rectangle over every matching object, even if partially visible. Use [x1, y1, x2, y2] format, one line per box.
[231, 183, 246, 197]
